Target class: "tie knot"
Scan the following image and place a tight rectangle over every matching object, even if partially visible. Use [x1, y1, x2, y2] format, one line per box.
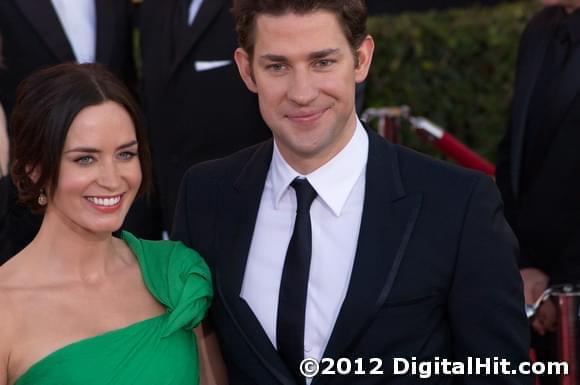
[291, 178, 317, 212]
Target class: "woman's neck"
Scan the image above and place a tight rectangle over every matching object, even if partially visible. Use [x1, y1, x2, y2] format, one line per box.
[26, 212, 130, 284]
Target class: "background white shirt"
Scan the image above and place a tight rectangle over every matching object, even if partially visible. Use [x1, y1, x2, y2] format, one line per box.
[188, 0, 204, 25]
[51, 0, 96, 63]
[241, 119, 368, 371]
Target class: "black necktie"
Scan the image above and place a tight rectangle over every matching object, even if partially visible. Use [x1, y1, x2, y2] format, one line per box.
[277, 178, 317, 385]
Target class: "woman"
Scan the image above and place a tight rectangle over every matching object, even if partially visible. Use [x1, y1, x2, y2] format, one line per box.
[0, 63, 212, 385]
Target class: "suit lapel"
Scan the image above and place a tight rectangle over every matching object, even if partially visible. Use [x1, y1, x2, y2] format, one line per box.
[315, 131, 422, 385]
[15, 0, 75, 62]
[214, 140, 295, 385]
[94, 0, 115, 66]
[170, 0, 225, 74]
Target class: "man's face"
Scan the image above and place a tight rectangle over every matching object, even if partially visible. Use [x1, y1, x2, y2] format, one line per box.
[541, 0, 580, 12]
[234, 10, 374, 174]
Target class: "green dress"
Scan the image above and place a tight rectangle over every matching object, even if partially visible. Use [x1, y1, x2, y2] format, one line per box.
[14, 231, 213, 385]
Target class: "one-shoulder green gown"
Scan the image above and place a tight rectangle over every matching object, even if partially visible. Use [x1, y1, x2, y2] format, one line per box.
[14, 231, 213, 385]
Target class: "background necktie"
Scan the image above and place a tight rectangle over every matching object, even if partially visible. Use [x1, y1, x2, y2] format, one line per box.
[277, 178, 317, 385]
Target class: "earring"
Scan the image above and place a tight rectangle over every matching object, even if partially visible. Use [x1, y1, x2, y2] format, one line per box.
[38, 189, 47, 206]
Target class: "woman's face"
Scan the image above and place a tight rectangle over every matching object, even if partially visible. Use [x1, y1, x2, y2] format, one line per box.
[46, 101, 142, 235]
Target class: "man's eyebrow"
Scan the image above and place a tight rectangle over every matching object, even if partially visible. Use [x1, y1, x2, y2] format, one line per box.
[64, 140, 138, 154]
[259, 54, 287, 62]
[259, 49, 341, 62]
[308, 48, 340, 60]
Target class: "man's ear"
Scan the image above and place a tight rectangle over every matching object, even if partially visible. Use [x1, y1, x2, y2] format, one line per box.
[354, 35, 375, 83]
[234, 48, 258, 93]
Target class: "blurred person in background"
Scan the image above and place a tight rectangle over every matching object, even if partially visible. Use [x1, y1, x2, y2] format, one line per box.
[130, 0, 270, 239]
[496, 1, 580, 383]
[0, 0, 136, 263]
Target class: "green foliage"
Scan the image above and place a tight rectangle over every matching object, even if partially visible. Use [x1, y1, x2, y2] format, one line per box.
[365, 2, 539, 162]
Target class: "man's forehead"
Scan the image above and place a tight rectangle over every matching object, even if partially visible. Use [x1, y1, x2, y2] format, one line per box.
[252, 10, 349, 52]
[253, 9, 342, 36]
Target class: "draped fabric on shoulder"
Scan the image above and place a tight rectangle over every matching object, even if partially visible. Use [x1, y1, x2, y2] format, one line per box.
[14, 231, 213, 385]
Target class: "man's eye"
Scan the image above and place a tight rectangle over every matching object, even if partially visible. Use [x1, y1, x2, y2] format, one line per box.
[315, 59, 335, 68]
[266, 63, 286, 71]
[118, 151, 137, 161]
[75, 156, 94, 165]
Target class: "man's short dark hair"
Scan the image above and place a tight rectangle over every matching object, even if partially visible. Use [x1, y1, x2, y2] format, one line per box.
[10, 62, 152, 212]
[232, 0, 368, 58]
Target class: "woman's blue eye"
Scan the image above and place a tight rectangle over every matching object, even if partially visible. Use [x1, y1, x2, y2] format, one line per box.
[118, 151, 137, 160]
[75, 156, 94, 165]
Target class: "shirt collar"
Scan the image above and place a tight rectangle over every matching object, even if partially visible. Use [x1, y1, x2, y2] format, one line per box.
[271, 118, 368, 216]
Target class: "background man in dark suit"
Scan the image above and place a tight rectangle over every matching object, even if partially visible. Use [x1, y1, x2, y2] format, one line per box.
[173, 1, 530, 384]
[0, 0, 135, 263]
[133, 0, 270, 238]
[496, 1, 580, 382]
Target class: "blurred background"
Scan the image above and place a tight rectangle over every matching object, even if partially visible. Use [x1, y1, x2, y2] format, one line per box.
[364, 0, 539, 163]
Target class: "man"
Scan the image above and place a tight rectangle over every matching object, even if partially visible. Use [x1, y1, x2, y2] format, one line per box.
[496, 0, 580, 382]
[135, 0, 270, 238]
[0, 0, 135, 263]
[0, 0, 134, 119]
[173, 1, 530, 384]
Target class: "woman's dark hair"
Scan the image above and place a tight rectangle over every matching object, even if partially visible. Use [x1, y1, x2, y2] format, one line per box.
[10, 62, 152, 212]
[232, 0, 368, 59]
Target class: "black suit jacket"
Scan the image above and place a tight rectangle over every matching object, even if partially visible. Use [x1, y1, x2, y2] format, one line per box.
[0, 0, 135, 263]
[0, 0, 135, 120]
[496, 6, 580, 283]
[173, 130, 530, 385]
[139, 0, 270, 230]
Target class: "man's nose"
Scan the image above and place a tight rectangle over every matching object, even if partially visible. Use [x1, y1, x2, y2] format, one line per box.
[287, 69, 319, 105]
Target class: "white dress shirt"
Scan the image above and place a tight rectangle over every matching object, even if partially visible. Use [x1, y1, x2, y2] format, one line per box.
[188, 0, 204, 25]
[241, 119, 368, 369]
[51, 0, 96, 64]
